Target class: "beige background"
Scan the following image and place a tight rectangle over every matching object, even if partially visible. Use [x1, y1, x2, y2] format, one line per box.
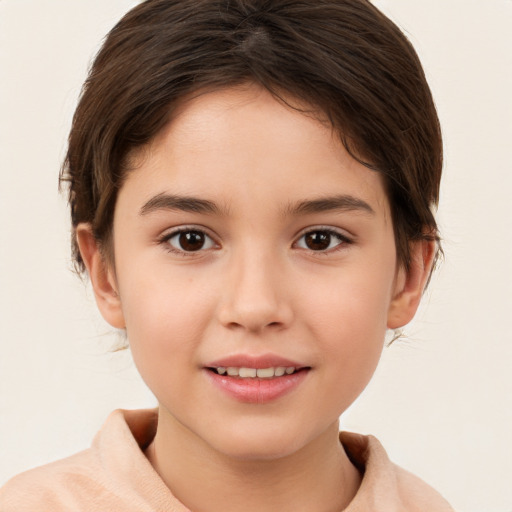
[1, 1, 511, 510]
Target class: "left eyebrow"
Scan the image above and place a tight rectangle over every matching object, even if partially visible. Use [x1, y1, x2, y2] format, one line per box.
[284, 195, 375, 216]
[139, 193, 222, 216]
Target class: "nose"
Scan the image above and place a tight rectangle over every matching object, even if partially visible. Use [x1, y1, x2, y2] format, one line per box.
[217, 249, 293, 333]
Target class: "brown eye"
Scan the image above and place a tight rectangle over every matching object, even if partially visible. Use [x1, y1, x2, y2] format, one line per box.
[296, 230, 348, 252]
[167, 230, 215, 252]
[304, 232, 331, 251]
[179, 231, 205, 251]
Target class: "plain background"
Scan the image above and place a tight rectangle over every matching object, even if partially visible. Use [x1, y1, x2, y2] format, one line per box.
[1, 1, 511, 510]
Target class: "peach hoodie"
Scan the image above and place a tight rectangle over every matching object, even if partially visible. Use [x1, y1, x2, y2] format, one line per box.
[0, 409, 453, 511]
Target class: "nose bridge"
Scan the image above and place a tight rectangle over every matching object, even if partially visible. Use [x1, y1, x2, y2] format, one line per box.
[218, 242, 292, 332]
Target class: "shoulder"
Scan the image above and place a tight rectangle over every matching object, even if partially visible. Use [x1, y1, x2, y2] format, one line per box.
[0, 448, 102, 512]
[391, 459, 454, 512]
[340, 431, 455, 512]
[0, 409, 174, 512]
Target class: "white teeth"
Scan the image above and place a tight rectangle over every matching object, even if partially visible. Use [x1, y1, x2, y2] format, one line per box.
[216, 366, 298, 378]
[239, 367, 257, 378]
[256, 367, 274, 378]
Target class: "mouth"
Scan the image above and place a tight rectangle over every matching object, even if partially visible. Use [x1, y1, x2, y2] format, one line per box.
[207, 366, 306, 378]
[204, 356, 311, 403]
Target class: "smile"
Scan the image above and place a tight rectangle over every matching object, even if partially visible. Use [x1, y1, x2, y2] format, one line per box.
[204, 354, 310, 403]
[212, 366, 298, 378]
[205, 362, 310, 403]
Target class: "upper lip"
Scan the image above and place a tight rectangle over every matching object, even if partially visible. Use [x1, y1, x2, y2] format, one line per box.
[204, 354, 308, 369]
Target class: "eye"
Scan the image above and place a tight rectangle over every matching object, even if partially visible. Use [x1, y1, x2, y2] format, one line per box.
[165, 229, 216, 253]
[295, 229, 350, 252]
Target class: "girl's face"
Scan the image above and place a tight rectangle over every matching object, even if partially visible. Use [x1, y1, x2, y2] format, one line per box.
[85, 84, 425, 460]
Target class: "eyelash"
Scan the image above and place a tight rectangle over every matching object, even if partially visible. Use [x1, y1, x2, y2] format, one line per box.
[158, 226, 353, 256]
[294, 227, 353, 254]
[159, 227, 218, 256]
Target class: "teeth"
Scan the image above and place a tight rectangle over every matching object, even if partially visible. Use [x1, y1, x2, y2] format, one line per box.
[216, 366, 298, 378]
[239, 367, 257, 378]
[256, 368, 274, 378]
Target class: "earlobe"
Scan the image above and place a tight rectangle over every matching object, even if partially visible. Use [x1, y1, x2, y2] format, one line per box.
[387, 240, 436, 329]
[76, 224, 126, 329]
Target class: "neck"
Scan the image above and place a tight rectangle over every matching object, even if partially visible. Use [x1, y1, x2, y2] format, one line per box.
[145, 408, 361, 512]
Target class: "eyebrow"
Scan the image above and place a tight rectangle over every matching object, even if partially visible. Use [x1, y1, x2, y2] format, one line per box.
[139, 192, 374, 217]
[285, 195, 375, 216]
[139, 193, 221, 216]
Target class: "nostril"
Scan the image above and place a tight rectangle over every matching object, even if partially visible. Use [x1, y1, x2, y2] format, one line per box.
[225, 321, 244, 330]
[216, 293, 293, 332]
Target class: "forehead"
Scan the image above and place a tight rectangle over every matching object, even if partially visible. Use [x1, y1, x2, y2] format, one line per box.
[122, 84, 391, 221]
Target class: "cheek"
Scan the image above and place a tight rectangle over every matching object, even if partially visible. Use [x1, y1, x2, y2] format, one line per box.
[301, 265, 393, 387]
[304, 261, 393, 335]
[118, 270, 216, 375]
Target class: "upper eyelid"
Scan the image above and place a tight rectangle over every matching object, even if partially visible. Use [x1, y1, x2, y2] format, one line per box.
[294, 225, 354, 241]
[160, 225, 217, 240]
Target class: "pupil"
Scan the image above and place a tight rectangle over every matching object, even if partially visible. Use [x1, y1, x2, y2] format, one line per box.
[179, 231, 205, 251]
[305, 232, 330, 251]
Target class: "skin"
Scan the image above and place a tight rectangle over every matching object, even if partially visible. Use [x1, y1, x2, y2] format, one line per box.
[77, 84, 434, 512]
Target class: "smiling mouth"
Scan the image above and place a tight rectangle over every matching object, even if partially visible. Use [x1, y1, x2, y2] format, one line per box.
[205, 363, 310, 403]
[208, 366, 307, 378]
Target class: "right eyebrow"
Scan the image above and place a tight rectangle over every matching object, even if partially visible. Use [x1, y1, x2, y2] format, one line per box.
[284, 194, 375, 217]
[139, 193, 221, 216]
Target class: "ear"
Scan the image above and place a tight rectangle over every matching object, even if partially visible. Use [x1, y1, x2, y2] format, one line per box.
[76, 224, 126, 329]
[387, 239, 436, 329]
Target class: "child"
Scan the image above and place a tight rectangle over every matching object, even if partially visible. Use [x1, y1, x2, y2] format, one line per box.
[0, 0, 454, 510]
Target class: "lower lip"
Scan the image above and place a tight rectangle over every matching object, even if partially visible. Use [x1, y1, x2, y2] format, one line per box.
[205, 369, 309, 404]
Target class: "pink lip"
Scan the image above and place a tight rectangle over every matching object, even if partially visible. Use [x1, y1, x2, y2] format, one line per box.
[205, 353, 306, 369]
[203, 353, 310, 404]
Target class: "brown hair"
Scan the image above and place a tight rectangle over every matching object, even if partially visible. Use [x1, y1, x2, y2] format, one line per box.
[61, 0, 442, 273]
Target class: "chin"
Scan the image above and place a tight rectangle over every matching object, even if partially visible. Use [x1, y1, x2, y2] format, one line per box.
[201, 416, 333, 462]
[215, 436, 303, 461]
